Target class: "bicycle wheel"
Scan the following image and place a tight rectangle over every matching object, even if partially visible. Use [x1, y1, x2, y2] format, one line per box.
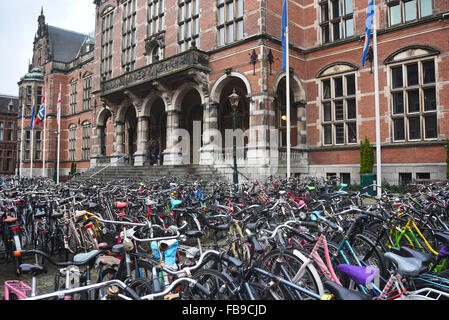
[256, 248, 324, 298]
[189, 268, 242, 300]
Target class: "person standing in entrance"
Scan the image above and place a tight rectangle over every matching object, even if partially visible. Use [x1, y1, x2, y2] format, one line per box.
[150, 140, 159, 165]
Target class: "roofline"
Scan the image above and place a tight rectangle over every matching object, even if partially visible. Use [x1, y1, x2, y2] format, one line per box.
[0, 94, 19, 99]
[47, 24, 90, 38]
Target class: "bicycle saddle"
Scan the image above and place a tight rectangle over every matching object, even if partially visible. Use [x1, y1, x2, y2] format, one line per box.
[383, 252, 427, 277]
[337, 264, 379, 286]
[73, 250, 102, 265]
[435, 232, 449, 247]
[19, 264, 48, 276]
[390, 246, 432, 266]
[323, 280, 370, 300]
[115, 201, 128, 209]
[185, 230, 204, 238]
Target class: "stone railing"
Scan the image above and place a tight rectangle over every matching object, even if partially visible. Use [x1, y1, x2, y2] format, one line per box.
[213, 147, 248, 164]
[101, 48, 209, 96]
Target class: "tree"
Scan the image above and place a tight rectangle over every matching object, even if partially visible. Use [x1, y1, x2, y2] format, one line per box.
[360, 137, 374, 174]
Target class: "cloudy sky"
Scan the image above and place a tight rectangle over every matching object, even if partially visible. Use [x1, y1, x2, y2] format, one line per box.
[0, 1, 96, 97]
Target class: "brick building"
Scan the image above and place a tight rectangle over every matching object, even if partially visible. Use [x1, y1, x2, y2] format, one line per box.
[17, 0, 449, 184]
[0, 95, 18, 175]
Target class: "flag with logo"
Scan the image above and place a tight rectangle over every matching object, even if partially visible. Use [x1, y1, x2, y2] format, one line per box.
[281, 0, 288, 72]
[35, 96, 46, 127]
[362, 0, 375, 66]
[30, 103, 36, 130]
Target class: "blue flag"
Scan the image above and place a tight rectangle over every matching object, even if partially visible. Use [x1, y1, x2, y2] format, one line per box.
[30, 103, 36, 131]
[362, 0, 375, 66]
[281, 0, 288, 72]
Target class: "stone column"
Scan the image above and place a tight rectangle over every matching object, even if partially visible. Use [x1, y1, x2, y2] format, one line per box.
[90, 125, 105, 167]
[163, 109, 183, 165]
[200, 101, 220, 165]
[133, 116, 150, 166]
[111, 120, 126, 166]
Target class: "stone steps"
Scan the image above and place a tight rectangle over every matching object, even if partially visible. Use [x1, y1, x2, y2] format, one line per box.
[74, 165, 230, 183]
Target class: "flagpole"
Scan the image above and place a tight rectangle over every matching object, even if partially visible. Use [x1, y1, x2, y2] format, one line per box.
[42, 96, 47, 178]
[285, 0, 291, 179]
[19, 103, 25, 178]
[57, 84, 61, 184]
[372, 0, 382, 197]
[30, 99, 34, 178]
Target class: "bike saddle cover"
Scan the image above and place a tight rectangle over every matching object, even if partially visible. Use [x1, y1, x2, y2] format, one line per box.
[337, 264, 379, 286]
[115, 201, 128, 209]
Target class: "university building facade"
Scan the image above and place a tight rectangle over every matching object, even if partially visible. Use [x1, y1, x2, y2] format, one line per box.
[16, 0, 449, 184]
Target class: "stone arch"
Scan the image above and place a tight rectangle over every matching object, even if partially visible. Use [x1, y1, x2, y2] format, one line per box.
[273, 71, 306, 102]
[384, 45, 440, 65]
[210, 71, 252, 104]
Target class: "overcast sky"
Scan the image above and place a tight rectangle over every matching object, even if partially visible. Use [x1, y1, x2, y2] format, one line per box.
[0, 1, 96, 97]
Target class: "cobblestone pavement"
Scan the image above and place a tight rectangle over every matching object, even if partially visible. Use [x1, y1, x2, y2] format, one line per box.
[0, 253, 81, 299]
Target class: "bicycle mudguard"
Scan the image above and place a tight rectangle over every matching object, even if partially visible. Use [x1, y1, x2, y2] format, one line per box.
[291, 249, 325, 296]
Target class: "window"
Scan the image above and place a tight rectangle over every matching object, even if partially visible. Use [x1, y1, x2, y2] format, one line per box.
[399, 172, 412, 184]
[68, 125, 77, 161]
[148, 0, 165, 36]
[26, 86, 32, 116]
[36, 86, 43, 109]
[416, 172, 430, 180]
[83, 75, 92, 111]
[321, 73, 357, 145]
[390, 59, 437, 142]
[101, 8, 114, 80]
[179, 0, 200, 52]
[70, 80, 77, 114]
[340, 172, 351, 185]
[122, 0, 137, 72]
[82, 121, 91, 160]
[35, 130, 41, 160]
[217, 0, 243, 46]
[25, 130, 30, 160]
[0, 121, 3, 141]
[388, 0, 433, 26]
[320, 0, 354, 44]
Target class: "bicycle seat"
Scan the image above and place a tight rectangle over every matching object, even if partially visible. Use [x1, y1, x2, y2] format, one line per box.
[3, 216, 18, 223]
[185, 230, 204, 238]
[337, 264, 379, 286]
[435, 232, 449, 247]
[390, 246, 432, 266]
[35, 211, 47, 218]
[19, 264, 48, 276]
[383, 252, 427, 277]
[323, 280, 370, 300]
[115, 202, 128, 209]
[73, 250, 102, 265]
[51, 213, 64, 219]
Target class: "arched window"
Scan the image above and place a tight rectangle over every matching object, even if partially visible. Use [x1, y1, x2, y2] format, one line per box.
[317, 63, 358, 146]
[81, 121, 91, 160]
[385, 46, 439, 142]
[68, 124, 77, 161]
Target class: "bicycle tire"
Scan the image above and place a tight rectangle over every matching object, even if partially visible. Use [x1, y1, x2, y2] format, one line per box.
[189, 268, 242, 300]
[256, 248, 325, 298]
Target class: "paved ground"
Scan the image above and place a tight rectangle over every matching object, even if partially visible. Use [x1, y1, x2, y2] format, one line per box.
[0, 253, 79, 299]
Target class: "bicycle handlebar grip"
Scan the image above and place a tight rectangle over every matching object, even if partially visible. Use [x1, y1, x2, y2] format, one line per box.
[248, 234, 264, 253]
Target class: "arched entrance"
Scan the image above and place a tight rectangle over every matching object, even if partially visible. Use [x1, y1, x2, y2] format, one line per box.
[122, 105, 137, 164]
[275, 77, 297, 148]
[97, 107, 114, 157]
[218, 79, 250, 151]
[148, 97, 167, 165]
[179, 89, 203, 164]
